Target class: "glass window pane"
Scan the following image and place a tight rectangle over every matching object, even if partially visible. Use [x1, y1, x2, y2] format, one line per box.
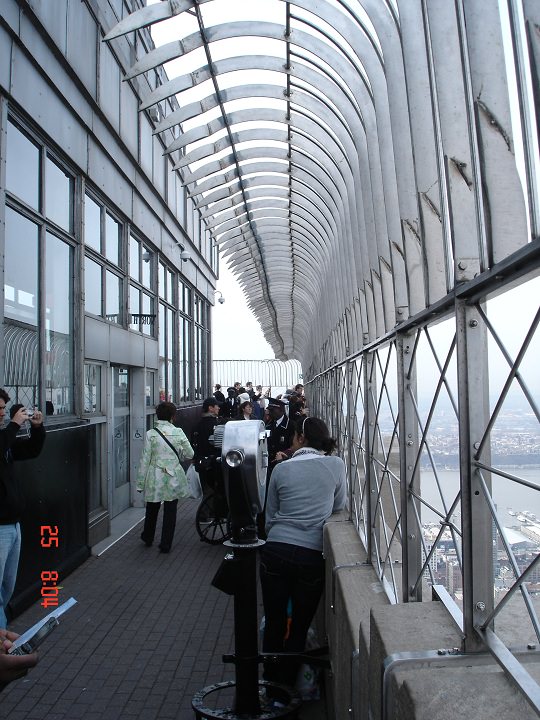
[142, 246, 153, 288]
[45, 233, 73, 414]
[105, 270, 121, 323]
[6, 121, 40, 210]
[112, 367, 129, 491]
[84, 363, 101, 413]
[166, 269, 173, 304]
[4, 208, 39, 326]
[129, 284, 140, 331]
[183, 318, 191, 401]
[200, 299, 206, 326]
[167, 307, 173, 358]
[105, 213, 120, 265]
[3, 209, 39, 408]
[46, 157, 72, 231]
[179, 317, 186, 402]
[141, 292, 153, 337]
[113, 366, 129, 409]
[129, 235, 140, 281]
[159, 303, 165, 355]
[145, 369, 156, 407]
[195, 326, 202, 400]
[84, 256, 102, 315]
[158, 262, 165, 299]
[159, 358, 167, 402]
[167, 360, 173, 402]
[85, 195, 101, 251]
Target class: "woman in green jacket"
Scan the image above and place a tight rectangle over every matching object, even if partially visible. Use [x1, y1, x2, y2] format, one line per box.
[136, 401, 194, 553]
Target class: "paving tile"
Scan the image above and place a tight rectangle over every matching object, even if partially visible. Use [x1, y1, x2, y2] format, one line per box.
[2, 501, 326, 719]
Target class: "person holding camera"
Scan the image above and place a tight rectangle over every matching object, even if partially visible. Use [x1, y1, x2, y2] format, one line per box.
[0, 390, 46, 629]
[259, 416, 346, 688]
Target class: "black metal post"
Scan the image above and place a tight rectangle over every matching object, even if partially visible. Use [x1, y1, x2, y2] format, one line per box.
[232, 546, 261, 715]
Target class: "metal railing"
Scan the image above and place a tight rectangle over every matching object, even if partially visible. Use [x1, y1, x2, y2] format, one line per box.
[308, 247, 540, 712]
[212, 359, 303, 394]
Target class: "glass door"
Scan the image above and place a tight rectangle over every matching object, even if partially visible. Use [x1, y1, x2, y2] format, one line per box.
[111, 366, 130, 517]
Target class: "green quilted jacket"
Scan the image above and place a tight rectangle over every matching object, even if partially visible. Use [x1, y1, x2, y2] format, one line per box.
[136, 420, 194, 502]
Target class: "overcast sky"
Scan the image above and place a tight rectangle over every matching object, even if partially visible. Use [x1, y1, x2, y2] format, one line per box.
[212, 261, 274, 360]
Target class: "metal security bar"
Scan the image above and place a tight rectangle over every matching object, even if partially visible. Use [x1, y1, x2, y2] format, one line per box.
[212, 359, 302, 393]
[308, 253, 540, 711]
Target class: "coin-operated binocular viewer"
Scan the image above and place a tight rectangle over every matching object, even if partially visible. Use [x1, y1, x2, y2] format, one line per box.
[192, 420, 301, 719]
[221, 419, 268, 545]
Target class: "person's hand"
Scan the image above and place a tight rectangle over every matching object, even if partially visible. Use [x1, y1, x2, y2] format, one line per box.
[274, 451, 288, 462]
[0, 630, 38, 686]
[29, 410, 44, 426]
[11, 408, 28, 427]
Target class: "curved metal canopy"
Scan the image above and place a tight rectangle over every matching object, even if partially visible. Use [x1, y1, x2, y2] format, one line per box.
[105, 0, 538, 372]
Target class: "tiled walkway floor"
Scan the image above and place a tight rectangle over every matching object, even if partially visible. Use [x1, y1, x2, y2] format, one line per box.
[1, 499, 327, 720]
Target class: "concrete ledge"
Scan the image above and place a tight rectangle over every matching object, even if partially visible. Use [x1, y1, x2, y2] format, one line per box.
[370, 602, 462, 720]
[323, 519, 390, 720]
[370, 602, 540, 720]
[393, 662, 539, 720]
[322, 521, 540, 720]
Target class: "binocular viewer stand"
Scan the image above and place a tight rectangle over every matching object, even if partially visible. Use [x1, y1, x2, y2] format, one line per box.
[192, 423, 328, 718]
[192, 539, 326, 719]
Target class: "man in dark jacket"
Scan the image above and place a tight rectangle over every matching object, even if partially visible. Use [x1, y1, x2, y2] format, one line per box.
[265, 398, 294, 464]
[192, 398, 223, 505]
[213, 384, 225, 405]
[220, 387, 239, 419]
[0, 390, 46, 628]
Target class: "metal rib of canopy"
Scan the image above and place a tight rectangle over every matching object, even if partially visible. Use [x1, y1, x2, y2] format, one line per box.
[105, 0, 538, 371]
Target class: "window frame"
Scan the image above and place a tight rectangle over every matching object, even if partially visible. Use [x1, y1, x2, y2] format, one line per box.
[83, 191, 126, 326]
[3, 115, 78, 417]
[128, 232, 157, 336]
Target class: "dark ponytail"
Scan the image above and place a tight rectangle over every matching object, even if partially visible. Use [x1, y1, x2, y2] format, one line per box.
[295, 416, 337, 455]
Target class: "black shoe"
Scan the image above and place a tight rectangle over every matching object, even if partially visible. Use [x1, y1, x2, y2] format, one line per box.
[141, 533, 152, 547]
[158, 545, 170, 553]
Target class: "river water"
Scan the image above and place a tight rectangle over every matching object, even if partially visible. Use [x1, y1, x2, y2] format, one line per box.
[419, 467, 540, 525]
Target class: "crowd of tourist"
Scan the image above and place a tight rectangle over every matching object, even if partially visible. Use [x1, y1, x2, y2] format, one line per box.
[212, 381, 308, 428]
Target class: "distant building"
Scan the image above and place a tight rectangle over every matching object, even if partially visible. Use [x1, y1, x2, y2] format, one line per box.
[445, 560, 462, 597]
[422, 543, 440, 579]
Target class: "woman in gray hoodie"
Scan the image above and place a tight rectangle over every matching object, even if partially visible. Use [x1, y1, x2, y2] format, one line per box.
[260, 416, 346, 689]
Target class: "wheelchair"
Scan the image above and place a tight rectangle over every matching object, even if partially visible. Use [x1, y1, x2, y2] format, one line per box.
[194, 458, 232, 545]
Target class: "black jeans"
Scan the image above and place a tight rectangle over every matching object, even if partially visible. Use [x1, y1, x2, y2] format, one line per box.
[141, 499, 178, 550]
[259, 541, 325, 687]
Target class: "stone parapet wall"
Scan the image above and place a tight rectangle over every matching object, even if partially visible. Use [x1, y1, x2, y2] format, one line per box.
[323, 517, 389, 720]
[323, 519, 540, 720]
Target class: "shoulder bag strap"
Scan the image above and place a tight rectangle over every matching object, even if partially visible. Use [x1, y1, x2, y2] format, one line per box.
[154, 427, 181, 463]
